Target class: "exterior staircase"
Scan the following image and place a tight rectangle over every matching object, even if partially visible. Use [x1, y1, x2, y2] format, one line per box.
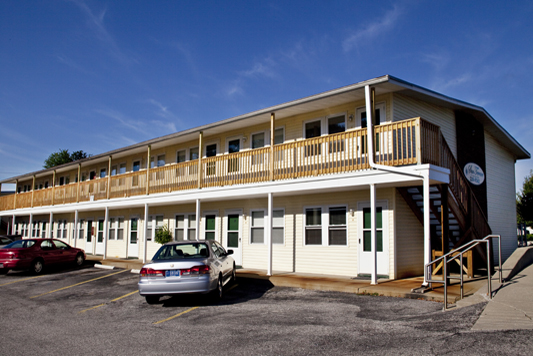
[399, 133, 493, 276]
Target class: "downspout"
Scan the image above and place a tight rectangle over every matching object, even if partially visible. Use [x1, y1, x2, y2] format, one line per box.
[364, 85, 431, 285]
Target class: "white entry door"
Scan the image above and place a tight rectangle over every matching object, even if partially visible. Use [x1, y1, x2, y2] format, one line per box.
[85, 220, 94, 254]
[358, 201, 389, 277]
[224, 211, 242, 266]
[95, 218, 105, 255]
[128, 217, 139, 258]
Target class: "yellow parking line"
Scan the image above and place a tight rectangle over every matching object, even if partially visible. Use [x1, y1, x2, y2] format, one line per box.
[226, 284, 238, 293]
[79, 290, 139, 314]
[111, 289, 139, 302]
[153, 306, 199, 325]
[0, 275, 47, 287]
[30, 269, 128, 299]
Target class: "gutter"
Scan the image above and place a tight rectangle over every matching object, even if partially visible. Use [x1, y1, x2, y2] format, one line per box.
[364, 85, 430, 286]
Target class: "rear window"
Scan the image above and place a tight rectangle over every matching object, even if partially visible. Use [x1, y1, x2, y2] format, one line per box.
[4, 240, 36, 249]
[153, 243, 209, 260]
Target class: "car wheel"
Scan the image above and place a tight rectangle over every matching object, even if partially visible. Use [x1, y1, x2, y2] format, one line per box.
[0, 269, 8, 275]
[31, 259, 44, 275]
[145, 295, 160, 304]
[75, 253, 85, 267]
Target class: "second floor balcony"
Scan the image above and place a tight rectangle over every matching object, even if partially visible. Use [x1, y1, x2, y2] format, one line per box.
[0, 117, 442, 212]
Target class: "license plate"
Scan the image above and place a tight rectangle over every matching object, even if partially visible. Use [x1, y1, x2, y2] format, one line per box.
[0, 264, 3, 268]
[165, 270, 180, 277]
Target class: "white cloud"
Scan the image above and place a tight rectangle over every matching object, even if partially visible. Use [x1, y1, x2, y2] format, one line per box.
[342, 5, 403, 52]
[68, 0, 133, 65]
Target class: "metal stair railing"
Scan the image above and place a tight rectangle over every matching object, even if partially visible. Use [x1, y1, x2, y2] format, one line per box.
[425, 234, 502, 310]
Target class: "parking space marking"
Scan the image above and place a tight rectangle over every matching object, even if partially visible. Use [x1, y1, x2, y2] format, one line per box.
[227, 284, 238, 293]
[30, 269, 128, 299]
[78, 290, 139, 314]
[0, 275, 47, 287]
[153, 306, 199, 325]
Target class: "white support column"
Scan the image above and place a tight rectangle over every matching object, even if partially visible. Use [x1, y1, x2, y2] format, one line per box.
[370, 183, 377, 285]
[143, 203, 149, 263]
[103, 206, 109, 260]
[28, 213, 33, 239]
[12, 215, 16, 236]
[267, 192, 273, 276]
[48, 212, 53, 239]
[423, 172, 431, 285]
[73, 210, 79, 247]
[195, 199, 201, 241]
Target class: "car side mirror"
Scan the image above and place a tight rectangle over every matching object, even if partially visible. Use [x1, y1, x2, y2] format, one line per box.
[227, 249, 234, 255]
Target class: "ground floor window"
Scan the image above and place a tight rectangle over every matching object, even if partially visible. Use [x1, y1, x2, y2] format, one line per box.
[328, 207, 347, 245]
[305, 208, 322, 245]
[175, 214, 196, 241]
[305, 206, 347, 246]
[250, 211, 264, 244]
[250, 209, 285, 244]
[108, 217, 124, 240]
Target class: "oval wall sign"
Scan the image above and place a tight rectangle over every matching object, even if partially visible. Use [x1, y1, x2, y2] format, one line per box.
[464, 162, 485, 185]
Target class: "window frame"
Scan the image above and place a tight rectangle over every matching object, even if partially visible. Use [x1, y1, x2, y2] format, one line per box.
[327, 206, 348, 246]
[303, 205, 349, 246]
[249, 208, 285, 245]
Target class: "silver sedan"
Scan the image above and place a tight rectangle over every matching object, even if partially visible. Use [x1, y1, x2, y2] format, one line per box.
[138, 240, 235, 304]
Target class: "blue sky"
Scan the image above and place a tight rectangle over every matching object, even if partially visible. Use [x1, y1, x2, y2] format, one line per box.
[1, 0, 532, 192]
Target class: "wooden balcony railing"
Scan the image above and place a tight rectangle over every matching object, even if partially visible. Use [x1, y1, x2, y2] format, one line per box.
[0, 117, 443, 211]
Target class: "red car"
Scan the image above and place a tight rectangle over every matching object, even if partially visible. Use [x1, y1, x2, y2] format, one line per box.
[0, 239, 86, 274]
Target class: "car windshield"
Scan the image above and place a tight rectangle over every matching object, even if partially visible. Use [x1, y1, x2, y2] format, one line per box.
[4, 240, 36, 249]
[153, 243, 209, 260]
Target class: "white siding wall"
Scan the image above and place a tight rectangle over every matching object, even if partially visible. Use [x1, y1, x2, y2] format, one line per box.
[392, 93, 457, 159]
[485, 132, 517, 262]
[394, 189, 425, 278]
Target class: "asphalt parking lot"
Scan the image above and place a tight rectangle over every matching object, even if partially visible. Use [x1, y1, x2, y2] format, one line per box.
[1, 263, 532, 356]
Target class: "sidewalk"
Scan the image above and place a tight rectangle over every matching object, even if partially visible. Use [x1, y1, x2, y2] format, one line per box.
[470, 246, 533, 330]
[87, 255, 487, 304]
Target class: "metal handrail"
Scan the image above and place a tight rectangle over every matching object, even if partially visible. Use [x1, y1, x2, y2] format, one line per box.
[425, 234, 502, 310]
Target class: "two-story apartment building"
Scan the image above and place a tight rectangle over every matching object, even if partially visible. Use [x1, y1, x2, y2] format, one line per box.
[0, 75, 529, 283]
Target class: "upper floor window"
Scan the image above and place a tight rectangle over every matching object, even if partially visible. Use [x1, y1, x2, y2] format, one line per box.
[119, 163, 127, 174]
[252, 133, 265, 149]
[190, 147, 199, 161]
[328, 115, 346, 134]
[133, 161, 141, 172]
[356, 103, 386, 128]
[176, 150, 186, 163]
[151, 154, 166, 168]
[205, 144, 217, 157]
[305, 120, 321, 139]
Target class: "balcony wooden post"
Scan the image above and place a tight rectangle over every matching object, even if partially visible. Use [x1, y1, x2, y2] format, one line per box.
[52, 170, 56, 206]
[270, 113, 275, 181]
[198, 131, 203, 189]
[107, 156, 112, 200]
[146, 146, 151, 196]
[416, 118, 422, 165]
[14, 180, 18, 209]
[31, 175, 35, 208]
[76, 164, 81, 203]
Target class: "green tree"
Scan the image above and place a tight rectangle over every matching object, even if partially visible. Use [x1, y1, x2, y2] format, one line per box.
[43, 149, 90, 169]
[154, 225, 173, 245]
[517, 170, 533, 226]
